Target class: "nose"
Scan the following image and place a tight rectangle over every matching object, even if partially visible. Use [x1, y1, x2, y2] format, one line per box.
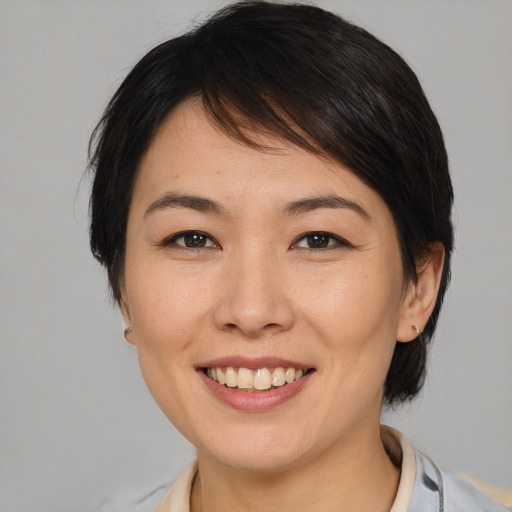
[213, 248, 296, 338]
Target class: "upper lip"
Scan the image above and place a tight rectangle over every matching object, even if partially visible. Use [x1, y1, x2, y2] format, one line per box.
[196, 356, 313, 370]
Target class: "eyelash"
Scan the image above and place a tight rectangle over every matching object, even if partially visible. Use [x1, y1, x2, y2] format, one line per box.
[162, 231, 220, 249]
[161, 230, 351, 251]
[291, 232, 352, 251]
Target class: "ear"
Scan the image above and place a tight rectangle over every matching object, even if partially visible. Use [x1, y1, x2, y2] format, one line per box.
[120, 294, 135, 346]
[397, 242, 445, 342]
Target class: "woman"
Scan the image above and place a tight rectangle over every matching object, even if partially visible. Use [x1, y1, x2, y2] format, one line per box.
[88, 2, 508, 511]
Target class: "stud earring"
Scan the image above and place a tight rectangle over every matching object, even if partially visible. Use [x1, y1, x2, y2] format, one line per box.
[412, 325, 422, 335]
[124, 326, 133, 337]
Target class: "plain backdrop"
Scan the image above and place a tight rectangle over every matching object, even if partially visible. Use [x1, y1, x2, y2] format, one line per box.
[1, 1, 511, 511]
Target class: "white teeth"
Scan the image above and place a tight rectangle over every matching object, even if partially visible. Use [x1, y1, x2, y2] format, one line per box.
[271, 367, 286, 386]
[237, 367, 253, 389]
[253, 368, 272, 390]
[206, 366, 308, 391]
[225, 367, 237, 388]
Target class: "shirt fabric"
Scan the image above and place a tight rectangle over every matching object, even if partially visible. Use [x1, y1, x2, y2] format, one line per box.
[137, 426, 509, 512]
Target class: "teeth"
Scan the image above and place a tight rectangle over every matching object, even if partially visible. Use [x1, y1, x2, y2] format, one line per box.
[206, 366, 309, 391]
[271, 367, 285, 386]
[253, 368, 272, 390]
[285, 368, 295, 384]
[225, 367, 237, 387]
[237, 367, 253, 389]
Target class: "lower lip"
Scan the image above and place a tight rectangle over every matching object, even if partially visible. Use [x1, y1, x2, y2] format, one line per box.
[198, 370, 314, 412]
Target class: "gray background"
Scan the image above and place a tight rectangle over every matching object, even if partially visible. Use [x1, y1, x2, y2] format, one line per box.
[1, 0, 511, 511]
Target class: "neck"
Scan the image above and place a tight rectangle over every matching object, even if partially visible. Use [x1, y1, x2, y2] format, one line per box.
[190, 424, 400, 512]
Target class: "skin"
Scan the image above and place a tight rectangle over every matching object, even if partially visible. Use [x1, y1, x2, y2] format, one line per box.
[122, 99, 445, 512]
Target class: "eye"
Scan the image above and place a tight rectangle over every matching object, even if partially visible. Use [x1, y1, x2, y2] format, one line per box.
[164, 230, 219, 249]
[292, 232, 350, 250]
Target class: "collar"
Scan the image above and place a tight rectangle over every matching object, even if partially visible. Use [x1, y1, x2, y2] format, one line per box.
[156, 425, 417, 512]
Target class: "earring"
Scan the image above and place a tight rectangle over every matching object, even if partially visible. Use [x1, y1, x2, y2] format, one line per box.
[412, 325, 422, 335]
[124, 326, 133, 337]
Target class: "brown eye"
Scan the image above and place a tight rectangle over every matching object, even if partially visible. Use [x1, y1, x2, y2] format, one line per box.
[183, 232, 208, 247]
[293, 232, 350, 250]
[306, 233, 330, 248]
[165, 231, 218, 249]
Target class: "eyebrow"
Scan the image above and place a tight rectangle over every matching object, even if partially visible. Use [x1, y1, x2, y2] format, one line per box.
[144, 193, 225, 218]
[283, 195, 371, 220]
[144, 192, 371, 221]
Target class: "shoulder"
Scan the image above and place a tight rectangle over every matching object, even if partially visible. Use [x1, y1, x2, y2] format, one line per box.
[412, 449, 510, 512]
[97, 481, 172, 512]
[382, 426, 510, 512]
[442, 469, 511, 512]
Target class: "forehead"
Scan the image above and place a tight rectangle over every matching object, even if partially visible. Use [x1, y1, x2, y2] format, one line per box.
[132, 98, 388, 222]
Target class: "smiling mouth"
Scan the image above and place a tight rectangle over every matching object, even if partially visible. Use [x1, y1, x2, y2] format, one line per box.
[203, 366, 313, 392]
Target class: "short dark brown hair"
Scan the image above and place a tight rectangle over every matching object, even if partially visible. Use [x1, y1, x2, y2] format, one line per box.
[88, 1, 454, 404]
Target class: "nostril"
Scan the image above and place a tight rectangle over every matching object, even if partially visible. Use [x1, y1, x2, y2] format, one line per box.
[223, 321, 286, 336]
[213, 296, 295, 336]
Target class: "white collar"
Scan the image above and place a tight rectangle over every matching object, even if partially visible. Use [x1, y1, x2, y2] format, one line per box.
[156, 425, 416, 512]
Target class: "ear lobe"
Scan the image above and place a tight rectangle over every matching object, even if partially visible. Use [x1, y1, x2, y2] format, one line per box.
[397, 242, 445, 342]
[120, 296, 135, 346]
[123, 325, 134, 344]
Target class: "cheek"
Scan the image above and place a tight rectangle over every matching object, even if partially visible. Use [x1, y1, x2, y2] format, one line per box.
[123, 261, 207, 420]
[298, 259, 403, 343]
[124, 257, 211, 356]
[297, 259, 404, 409]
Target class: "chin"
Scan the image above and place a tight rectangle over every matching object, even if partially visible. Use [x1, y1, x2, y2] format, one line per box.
[193, 422, 321, 474]
[209, 446, 309, 474]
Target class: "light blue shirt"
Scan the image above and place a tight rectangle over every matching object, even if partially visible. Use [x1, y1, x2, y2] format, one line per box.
[101, 430, 510, 511]
[409, 449, 509, 511]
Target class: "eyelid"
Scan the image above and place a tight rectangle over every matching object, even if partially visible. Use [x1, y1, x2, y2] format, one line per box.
[291, 231, 353, 250]
[159, 230, 351, 251]
[161, 230, 220, 249]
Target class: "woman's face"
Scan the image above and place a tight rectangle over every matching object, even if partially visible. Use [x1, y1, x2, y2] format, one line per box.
[122, 99, 414, 472]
